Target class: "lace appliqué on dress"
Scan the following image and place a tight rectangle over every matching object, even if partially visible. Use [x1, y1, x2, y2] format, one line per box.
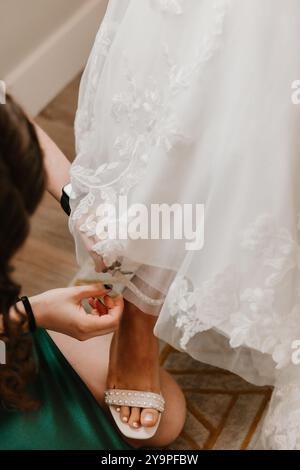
[75, 19, 120, 159]
[164, 0, 231, 94]
[72, 1, 230, 239]
[261, 384, 300, 450]
[71, 0, 231, 278]
[168, 214, 300, 369]
[168, 266, 239, 348]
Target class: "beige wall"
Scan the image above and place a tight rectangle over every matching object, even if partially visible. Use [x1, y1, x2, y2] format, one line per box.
[0, 0, 108, 114]
[0, 0, 85, 76]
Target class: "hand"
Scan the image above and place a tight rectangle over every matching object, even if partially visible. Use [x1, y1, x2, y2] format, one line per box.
[28, 285, 123, 341]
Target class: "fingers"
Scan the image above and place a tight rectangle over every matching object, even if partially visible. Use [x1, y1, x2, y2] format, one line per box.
[88, 297, 108, 316]
[74, 284, 111, 300]
[89, 294, 122, 315]
[102, 295, 114, 309]
[80, 295, 124, 339]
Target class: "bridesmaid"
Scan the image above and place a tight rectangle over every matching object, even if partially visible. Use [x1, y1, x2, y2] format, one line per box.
[0, 95, 186, 450]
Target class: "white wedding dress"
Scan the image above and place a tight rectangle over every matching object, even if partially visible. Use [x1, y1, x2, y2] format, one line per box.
[70, 0, 300, 449]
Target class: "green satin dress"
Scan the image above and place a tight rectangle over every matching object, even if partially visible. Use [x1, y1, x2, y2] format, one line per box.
[0, 329, 131, 450]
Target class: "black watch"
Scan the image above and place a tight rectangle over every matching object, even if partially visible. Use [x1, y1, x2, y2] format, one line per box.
[61, 183, 72, 216]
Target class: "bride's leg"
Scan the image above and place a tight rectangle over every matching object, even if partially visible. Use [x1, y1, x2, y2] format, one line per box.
[104, 265, 177, 432]
[107, 300, 161, 429]
[49, 328, 186, 447]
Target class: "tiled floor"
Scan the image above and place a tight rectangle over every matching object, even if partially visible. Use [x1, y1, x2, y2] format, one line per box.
[15, 76, 272, 450]
[161, 347, 272, 449]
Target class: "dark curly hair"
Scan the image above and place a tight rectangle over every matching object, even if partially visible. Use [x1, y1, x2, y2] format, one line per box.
[0, 95, 46, 410]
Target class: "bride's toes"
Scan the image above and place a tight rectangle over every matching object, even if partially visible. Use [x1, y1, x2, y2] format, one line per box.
[128, 407, 141, 429]
[120, 406, 130, 423]
[141, 409, 160, 428]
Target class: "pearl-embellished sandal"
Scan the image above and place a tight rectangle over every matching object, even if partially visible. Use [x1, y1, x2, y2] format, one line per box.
[104, 389, 165, 439]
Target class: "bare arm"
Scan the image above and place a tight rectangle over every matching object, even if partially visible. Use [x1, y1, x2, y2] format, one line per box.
[33, 124, 106, 269]
[35, 124, 71, 202]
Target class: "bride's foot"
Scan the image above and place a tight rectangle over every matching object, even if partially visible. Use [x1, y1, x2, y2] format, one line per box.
[107, 300, 161, 430]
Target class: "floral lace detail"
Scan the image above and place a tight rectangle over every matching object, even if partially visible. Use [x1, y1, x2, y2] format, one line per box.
[93, 19, 118, 58]
[74, 19, 119, 159]
[152, 0, 184, 15]
[271, 305, 300, 369]
[92, 239, 126, 268]
[72, 1, 230, 228]
[72, 191, 95, 221]
[168, 213, 300, 369]
[72, 53, 191, 217]
[240, 214, 298, 287]
[71, 18, 122, 228]
[229, 288, 278, 353]
[168, 266, 239, 348]
[164, 0, 231, 94]
[261, 384, 300, 449]
[71, 0, 230, 274]
[111, 69, 187, 152]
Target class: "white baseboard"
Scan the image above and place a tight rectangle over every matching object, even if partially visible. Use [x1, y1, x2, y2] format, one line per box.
[4, 0, 108, 116]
